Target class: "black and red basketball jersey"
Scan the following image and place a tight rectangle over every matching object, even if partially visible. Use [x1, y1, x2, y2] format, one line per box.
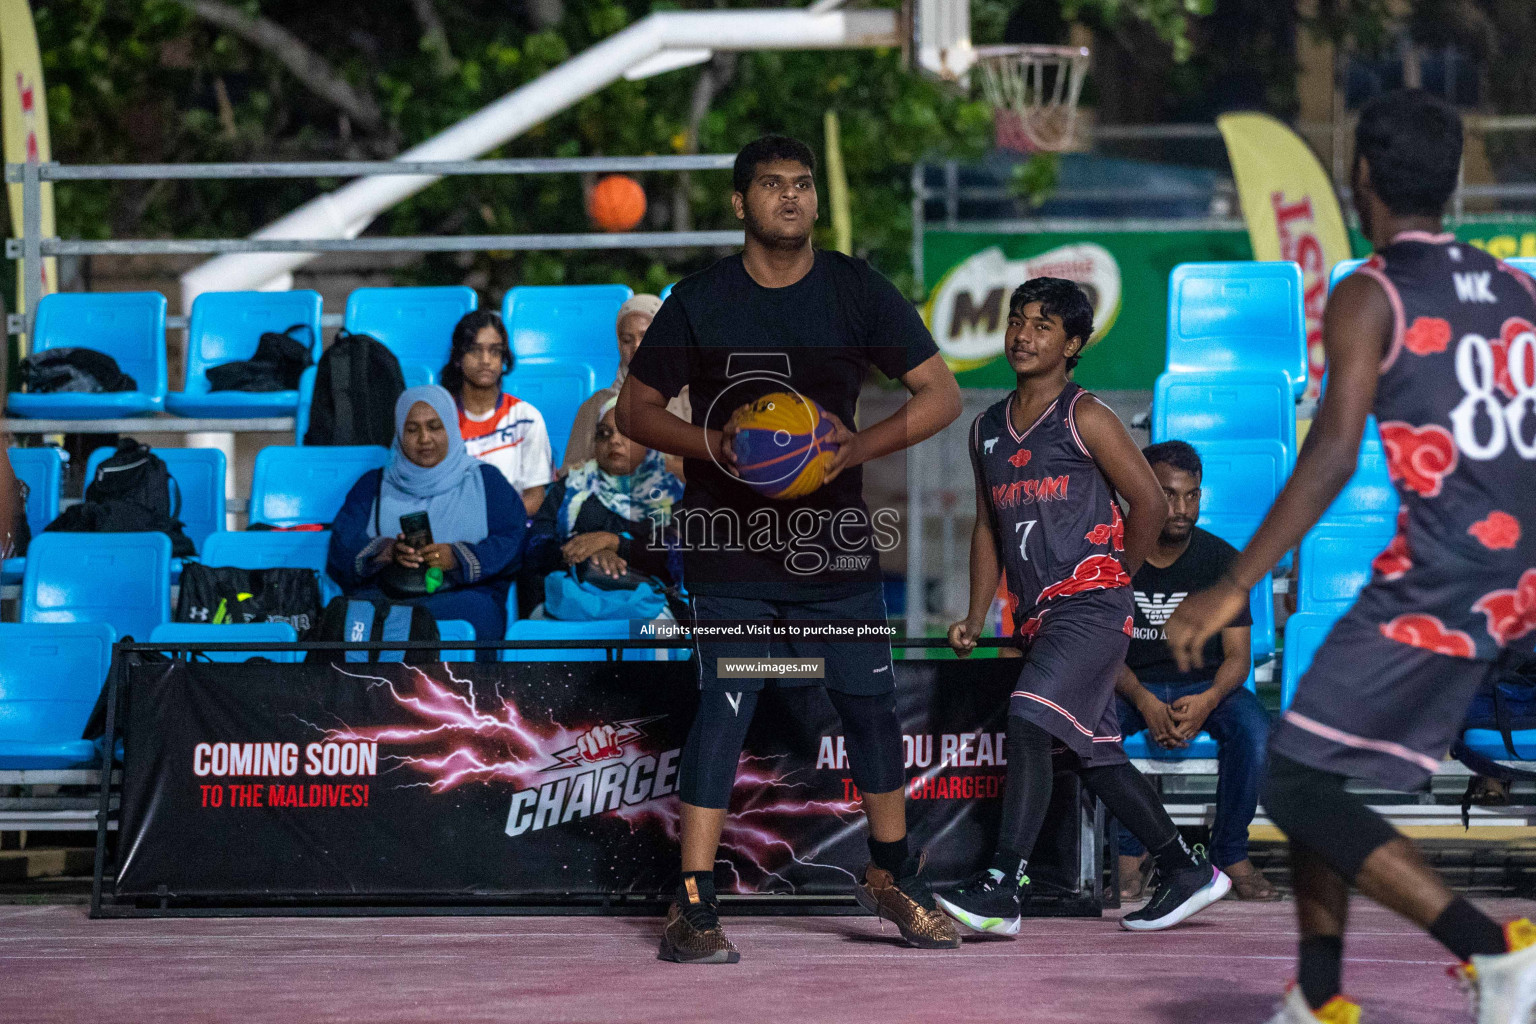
[1348, 231, 1536, 659]
[970, 381, 1133, 641]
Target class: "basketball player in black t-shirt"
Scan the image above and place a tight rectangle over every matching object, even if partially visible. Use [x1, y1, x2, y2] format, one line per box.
[618, 136, 964, 962]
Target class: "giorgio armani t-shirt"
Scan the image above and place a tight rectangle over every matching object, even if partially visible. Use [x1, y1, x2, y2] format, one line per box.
[1125, 526, 1252, 684]
[625, 250, 938, 598]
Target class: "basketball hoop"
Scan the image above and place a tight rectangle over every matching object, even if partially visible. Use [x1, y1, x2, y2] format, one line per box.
[974, 44, 1090, 153]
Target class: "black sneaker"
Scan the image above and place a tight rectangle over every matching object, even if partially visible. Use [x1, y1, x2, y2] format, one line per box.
[1119, 854, 1230, 932]
[657, 897, 741, 964]
[933, 868, 1026, 936]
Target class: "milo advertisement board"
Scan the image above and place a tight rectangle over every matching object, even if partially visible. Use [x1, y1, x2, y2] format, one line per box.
[923, 229, 1252, 391]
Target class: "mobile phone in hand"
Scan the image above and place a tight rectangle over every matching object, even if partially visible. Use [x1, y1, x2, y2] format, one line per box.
[399, 511, 433, 552]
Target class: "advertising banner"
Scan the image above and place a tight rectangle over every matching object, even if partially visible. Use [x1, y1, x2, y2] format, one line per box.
[115, 659, 1096, 903]
[922, 229, 1252, 392]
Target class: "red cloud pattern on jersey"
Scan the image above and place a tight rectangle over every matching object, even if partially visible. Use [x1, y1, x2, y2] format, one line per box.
[1038, 554, 1131, 603]
[1122, 616, 1134, 637]
[1468, 511, 1522, 551]
[1473, 570, 1536, 648]
[1008, 448, 1033, 469]
[1492, 317, 1535, 399]
[1372, 508, 1412, 579]
[1017, 615, 1043, 642]
[1379, 421, 1458, 498]
[1379, 614, 1477, 658]
[1084, 508, 1125, 551]
[1404, 316, 1452, 356]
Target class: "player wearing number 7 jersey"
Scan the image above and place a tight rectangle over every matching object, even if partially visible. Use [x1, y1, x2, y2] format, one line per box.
[1165, 90, 1536, 1024]
[936, 278, 1230, 938]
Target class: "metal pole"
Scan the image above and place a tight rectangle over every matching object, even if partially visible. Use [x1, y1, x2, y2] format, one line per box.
[911, 162, 926, 298]
[21, 160, 42, 345]
[905, 441, 926, 654]
[90, 650, 123, 918]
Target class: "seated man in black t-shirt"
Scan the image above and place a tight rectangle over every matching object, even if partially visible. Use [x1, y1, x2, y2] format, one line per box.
[1114, 440, 1276, 902]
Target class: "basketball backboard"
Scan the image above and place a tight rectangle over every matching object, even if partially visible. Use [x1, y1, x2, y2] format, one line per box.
[908, 0, 975, 81]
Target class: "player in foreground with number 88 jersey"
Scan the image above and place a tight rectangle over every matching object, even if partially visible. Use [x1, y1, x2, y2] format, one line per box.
[937, 277, 1230, 938]
[1165, 89, 1536, 1024]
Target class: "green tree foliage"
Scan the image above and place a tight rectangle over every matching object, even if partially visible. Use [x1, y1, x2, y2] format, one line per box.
[32, 0, 1202, 297]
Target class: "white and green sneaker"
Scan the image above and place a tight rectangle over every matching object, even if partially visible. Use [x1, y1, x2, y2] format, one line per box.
[934, 868, 1027, 936]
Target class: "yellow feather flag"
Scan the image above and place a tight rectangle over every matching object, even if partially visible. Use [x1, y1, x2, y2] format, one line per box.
[1218, 112, 1351, 397]
[1, 0, 55, 351]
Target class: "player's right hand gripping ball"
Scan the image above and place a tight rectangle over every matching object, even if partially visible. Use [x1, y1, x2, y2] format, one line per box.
[728, 391, 839, 500]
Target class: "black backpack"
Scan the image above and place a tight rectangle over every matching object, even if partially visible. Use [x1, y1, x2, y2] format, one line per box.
[307, 595, 441, 664]
[207, 324, 314, 393]
[176, 562, 324, 639]
[303, 330, 405, 446]
[45, 439, 196, 557]
[20, 347, 137, 393]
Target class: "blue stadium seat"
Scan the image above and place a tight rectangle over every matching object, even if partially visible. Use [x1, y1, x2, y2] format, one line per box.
[344, 286, 477, 383]
[1280, 611, 1341, 710]
[1192, 437, 1287, 538]
[149, 622, 301, 663]
[3, 447, 62, 582]
[167, 290, 323, 418]
[84, 446, 227, 552]
[1166, 262, 1308, 396]
[22, 532, 172, 641]
[0, 622, 115, 769]
[1320, 416, 1397, 527]
[1328, 258, 1367, 293]
[501, 618, 650, 662]
[503, 284, 631, 390]
[1298, 521, 1395, 616]
[1152, 370, 1297, 466]
[7, 292, 168, 418]
[1124, 668, 1257, 761]
[248, 445, 389, 527]
[437, 619, 476, 663]
[199, 529, 337, 603]
[504, 361, 599, 468]
[294, 366, 317, 443]
[1506, 257, 1536, 277]
[659, 282, 674, 301]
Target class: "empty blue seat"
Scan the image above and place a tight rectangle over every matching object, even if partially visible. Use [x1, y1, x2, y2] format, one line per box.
[503, 284, 632, 390]
[1152, 370, 1297, 465]
[3, 447, 63, 582]
[199, 529, 337, 603]
[1320, 416, 1398, 526]
[0, 622, 115, 769]
[1298, 521, 1395, 616]
[1166, 262, 1308, 396]
[22, 532, 172, 641]
[1507, 257, 1536, 278]
[437, 619, 476, 663]
[149, 622, 301, 663]
[1280, 611, 1340, 710]
[1194, 437, 1292, 574]
[344, 286, 477, 382]
[501, 618, 649, 662]
[504, 361, 599, 467]
[84, 446, 227, 552]
[167, 290, 323, 419]
[7, 291, 168, 418]
[248, 445, 389, 527]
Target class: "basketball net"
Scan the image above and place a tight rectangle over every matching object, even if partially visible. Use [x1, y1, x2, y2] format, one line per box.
[974, 45, 1090, 154]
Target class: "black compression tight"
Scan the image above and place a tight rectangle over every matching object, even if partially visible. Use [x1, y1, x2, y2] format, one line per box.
[1079, 761, 1184, 856]
[677, 689, 905, 809]
[997, 716, 1056, 857]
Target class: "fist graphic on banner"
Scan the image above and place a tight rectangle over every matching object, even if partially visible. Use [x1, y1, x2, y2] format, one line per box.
[576, 725, 625, 763]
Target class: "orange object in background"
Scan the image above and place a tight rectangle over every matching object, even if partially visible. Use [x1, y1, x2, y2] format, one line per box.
[586, 174, 647, 232]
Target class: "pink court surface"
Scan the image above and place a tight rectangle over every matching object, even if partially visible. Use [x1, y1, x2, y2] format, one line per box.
[3, 898, 1516, 1023]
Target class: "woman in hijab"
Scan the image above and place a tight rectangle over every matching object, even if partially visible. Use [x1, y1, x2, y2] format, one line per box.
[329, 385, 525, 650]
[521, 396, 683, 617]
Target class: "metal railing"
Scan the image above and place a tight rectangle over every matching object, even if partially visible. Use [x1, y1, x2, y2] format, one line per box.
[5, 153, 743, 338]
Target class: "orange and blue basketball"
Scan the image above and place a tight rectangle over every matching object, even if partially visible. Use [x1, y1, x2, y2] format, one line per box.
[729, 391, 838, 500]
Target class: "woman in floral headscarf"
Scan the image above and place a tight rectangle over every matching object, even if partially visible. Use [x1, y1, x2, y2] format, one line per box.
[520, 397, 683, 616]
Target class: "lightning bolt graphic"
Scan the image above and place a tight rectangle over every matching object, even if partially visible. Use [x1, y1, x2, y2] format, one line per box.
[302, 665, 864, 893]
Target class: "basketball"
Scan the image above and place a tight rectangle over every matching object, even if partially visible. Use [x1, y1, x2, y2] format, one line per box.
[729, 391, 838, 500]
[587, 174, 647, 232]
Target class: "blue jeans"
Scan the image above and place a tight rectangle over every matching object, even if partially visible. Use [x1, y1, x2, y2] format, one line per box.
[1115, 681, 1271, 869]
